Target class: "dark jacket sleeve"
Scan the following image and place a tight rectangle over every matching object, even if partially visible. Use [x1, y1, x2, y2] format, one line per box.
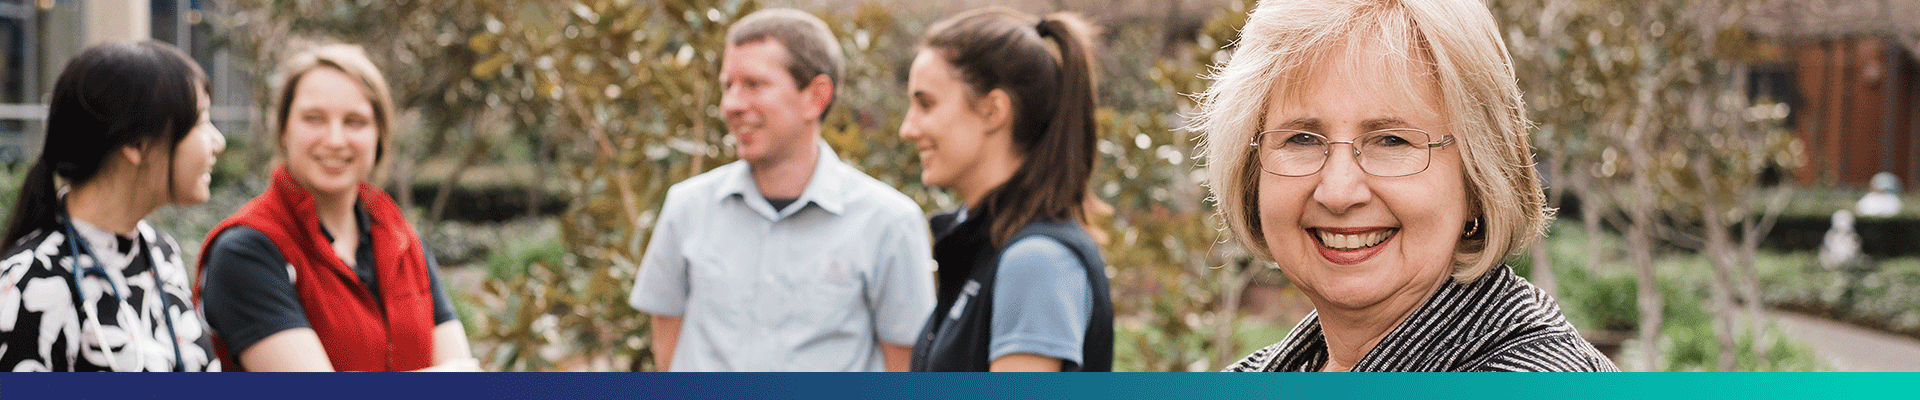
[422, 240, 457, 325]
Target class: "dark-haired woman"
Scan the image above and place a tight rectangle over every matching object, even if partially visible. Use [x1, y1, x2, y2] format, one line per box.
[901, 7, 1113, 372]
[0, 40, 225, 372]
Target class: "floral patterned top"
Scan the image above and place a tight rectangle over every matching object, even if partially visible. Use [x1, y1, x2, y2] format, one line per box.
[0, 219, 217, 371]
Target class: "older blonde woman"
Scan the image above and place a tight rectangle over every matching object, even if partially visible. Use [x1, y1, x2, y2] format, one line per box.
[1193, 0, 1617, 372]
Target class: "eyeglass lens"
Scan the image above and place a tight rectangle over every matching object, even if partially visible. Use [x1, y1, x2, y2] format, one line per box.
[1256, 129, 1436, 177]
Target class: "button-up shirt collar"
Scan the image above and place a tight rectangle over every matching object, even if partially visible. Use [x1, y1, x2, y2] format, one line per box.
[716, 140, 848, 220]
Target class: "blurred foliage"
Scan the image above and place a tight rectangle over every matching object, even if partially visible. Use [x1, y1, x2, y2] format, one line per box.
[0, 165, 17, 220]
[485, 223, 565, 281]
[1767, 250, 1920, 340]
[209, 0, 548, 227]
[1492, 0, 1798, 370]
[442, 0, 1274, 371]
[1496, 0, 1799, 199]
[209, 0, 490, 171]
[1658, 282, 1825, 372]
[457, 0, 766, 371]
[1104, 0, 1277, 372]
[1493, 0, 1801, 259]
[1518, 221, 1825, 371]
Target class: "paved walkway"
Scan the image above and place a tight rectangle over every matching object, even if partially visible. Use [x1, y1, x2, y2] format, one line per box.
[1766, 309, 1920, 372]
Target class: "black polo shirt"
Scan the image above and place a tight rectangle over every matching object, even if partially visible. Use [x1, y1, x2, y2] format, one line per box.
[199, 203, 458, 358]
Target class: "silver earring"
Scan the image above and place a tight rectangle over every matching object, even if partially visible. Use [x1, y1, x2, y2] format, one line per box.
[1464, 218, 1480, 237]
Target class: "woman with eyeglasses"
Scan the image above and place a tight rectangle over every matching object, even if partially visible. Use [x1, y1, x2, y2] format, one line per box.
[899, 7, 1113, 372]
[1192, 0, 1616, 372]
[0, 40, 224, 371]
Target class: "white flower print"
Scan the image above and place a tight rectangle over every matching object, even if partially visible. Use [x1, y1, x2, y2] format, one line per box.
[1, 226, 216, 371]
[20, 276, 79, 365]
[0, 251, 35, 331]
[9, 356, 47, 372]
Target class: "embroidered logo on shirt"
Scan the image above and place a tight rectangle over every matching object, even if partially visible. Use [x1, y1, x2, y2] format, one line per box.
[947, 280, 981, 320]
[820, 259, 853, 286]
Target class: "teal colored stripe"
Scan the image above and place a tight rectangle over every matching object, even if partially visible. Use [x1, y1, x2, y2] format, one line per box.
[0, 372, 1908, 399]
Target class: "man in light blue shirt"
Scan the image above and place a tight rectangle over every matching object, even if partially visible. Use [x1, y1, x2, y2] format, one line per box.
[628, 8, 935, 372]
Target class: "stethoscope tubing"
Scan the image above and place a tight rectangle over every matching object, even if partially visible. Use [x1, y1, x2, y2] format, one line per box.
[61, 217, 184, 372]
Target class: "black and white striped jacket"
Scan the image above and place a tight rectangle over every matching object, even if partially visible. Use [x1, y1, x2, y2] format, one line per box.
[1226, 264, 1619, 372]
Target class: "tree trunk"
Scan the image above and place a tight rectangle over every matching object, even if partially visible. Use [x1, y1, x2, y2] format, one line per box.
[1623, 103, 1662, 372]
[1693, 158, 1740, 372]
[1625, 183, 1662, 372]
[430, 138, 490, 225]
[1737, 187, 1790, 360]
[1724, 59, 1777, 361]
[1579, 172, 1606, 274]
[1213, 262, 1259, 369]
[394, 144, 417, 214]
[527, 129, 554, 218]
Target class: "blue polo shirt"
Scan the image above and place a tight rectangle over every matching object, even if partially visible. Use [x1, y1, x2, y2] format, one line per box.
[628, 142, 936, 371]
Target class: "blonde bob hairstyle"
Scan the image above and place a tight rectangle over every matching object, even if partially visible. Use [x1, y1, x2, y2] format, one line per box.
[1190, 0, 1549, 282]
[270, 44, 397, 181]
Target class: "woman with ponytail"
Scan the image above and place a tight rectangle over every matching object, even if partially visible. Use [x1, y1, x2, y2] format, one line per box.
[0, 40, 225, 371]
[900, 7, 1113, 372]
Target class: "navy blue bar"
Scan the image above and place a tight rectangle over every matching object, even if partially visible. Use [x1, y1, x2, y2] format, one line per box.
[0, 372, 1905, 399]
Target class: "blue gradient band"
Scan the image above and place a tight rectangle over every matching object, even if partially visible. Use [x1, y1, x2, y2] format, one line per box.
[0, 372, 1900, 399]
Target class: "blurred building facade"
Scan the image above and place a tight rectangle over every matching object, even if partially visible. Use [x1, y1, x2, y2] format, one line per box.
[0, 0, 251, 163]
[1746, 0, 1920, 191]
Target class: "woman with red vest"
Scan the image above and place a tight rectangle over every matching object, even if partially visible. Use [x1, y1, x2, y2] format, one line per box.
[196, 44, 477, 372]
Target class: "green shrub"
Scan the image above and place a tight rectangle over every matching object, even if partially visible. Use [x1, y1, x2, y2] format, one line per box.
[0, 164, 18, 215]
[1537, 222, 1828, 371]
[486, 233, 565, 281]
[1555, 264, 1642, 333]
[1658, 284, 1826, 372]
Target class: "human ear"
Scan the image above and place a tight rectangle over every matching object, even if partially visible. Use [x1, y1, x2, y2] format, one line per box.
[981, 88, 1013, 133]
[119, 141, 148, 166]
[803, 74, 833, 120]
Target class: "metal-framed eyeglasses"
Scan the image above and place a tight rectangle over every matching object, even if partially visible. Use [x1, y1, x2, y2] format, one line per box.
[1249, 128, 1455, 177]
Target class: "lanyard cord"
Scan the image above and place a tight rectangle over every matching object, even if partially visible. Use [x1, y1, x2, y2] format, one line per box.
[62, 221, 184, 372]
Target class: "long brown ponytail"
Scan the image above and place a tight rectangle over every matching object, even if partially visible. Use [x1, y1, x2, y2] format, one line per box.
[924, 7, 1100, 247]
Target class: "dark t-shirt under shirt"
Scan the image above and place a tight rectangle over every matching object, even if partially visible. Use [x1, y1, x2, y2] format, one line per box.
[766, 197, 799, 213]
[199, 205, 457, 359]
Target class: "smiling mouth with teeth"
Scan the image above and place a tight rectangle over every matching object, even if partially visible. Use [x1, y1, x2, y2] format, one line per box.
[1313, 229, 1397, 251]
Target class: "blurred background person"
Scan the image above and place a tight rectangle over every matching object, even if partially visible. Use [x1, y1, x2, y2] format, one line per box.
[1819, 209, 1870, 309]
[1192, 0, 1616, 372]
[1854, 172, 1901, 217]
[900, 7, 1114, 372]
[0, 40, 224, 372]
[196, 44, 477, 372]
[627, 8, 935, 372]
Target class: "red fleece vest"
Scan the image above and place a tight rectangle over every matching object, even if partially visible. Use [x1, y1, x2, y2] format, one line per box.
[195, 167, 435, 372]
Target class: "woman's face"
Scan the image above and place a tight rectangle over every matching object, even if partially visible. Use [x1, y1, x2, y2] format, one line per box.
[167, 87, 225, 205]
[900, 49, 999, 193]
[1255, 41, 1470, 314]
[282, 67, 378, 199]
